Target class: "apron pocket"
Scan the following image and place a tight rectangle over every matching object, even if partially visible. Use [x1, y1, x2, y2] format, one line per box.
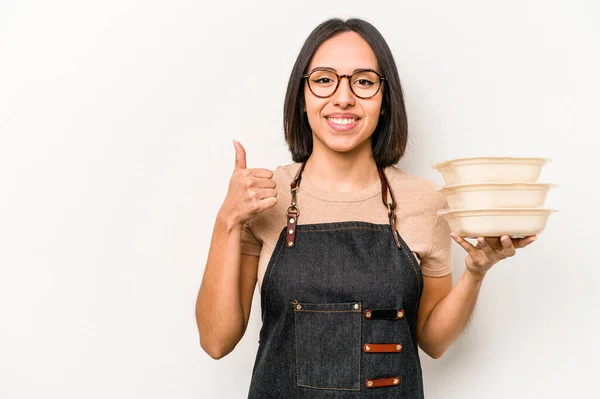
[293, 300, 362, 391]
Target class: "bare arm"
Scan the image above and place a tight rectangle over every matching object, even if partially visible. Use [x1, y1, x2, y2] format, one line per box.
[416, 273, 479, 359]
[416, 234, 537, 358]
[195, 141, 276, 359]
[195, 213, 259, 359]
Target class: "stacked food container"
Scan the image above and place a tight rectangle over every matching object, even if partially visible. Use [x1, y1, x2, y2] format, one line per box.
[432, 157, 558, 238]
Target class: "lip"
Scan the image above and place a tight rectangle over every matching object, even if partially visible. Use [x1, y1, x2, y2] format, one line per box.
[325, 115, 359, 131]
[325, 113, 361, 119]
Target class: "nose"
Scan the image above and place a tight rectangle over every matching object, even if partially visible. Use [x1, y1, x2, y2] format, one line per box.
[331, 76, 355, 108]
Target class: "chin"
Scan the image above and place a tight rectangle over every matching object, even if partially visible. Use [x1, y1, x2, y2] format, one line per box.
[322, 135, 370, 154]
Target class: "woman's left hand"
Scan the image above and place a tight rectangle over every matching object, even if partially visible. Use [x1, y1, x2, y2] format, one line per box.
[450, 233, 537, 281]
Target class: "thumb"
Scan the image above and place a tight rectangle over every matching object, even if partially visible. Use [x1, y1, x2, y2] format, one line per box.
[233, 140, 247, 170]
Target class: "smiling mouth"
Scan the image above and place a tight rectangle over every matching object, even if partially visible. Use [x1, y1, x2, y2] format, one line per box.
[325, 117, 359, 132]
[327, 117, 358, 125]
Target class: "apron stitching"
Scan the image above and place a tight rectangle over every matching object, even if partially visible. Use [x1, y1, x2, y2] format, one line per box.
[295, 310, 360, 313]
[294, 308, 299, 387]
[297, 226, 387, 233]
[262, 237, 286, 323]
[297, 384, 360, 391]
[402, 245, 422, 310]
[358, 306, 362, 390]
[293, 305, 362, 392]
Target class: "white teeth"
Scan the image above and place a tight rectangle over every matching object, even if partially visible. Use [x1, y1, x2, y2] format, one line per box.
[328, 117, 357, 125]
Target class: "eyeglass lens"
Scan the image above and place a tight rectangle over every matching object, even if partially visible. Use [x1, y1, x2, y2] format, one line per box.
[307, 70, 381, 98]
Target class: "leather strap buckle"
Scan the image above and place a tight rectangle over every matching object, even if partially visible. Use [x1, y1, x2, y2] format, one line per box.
[365, 376, 400, 388]
[363, 343, 403, 353]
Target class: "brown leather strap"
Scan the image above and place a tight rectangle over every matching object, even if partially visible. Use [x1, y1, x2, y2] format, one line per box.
[388, 211, 402, 249]
[285, 210, 298, 248]
[365, 376, 401, 388]
[363, 343, 403, 353]
[285, 163, 305, 248]
[377, 167, 396, 211]
[290, 162, 305, 190]
[364, 309, 405, 320]
[378, 168, 402, 249]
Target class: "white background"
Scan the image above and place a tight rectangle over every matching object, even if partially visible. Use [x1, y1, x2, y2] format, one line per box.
[1, 0, 598, 397]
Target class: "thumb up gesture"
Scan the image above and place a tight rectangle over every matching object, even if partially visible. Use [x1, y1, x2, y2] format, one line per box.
[220, 140, 278, 226]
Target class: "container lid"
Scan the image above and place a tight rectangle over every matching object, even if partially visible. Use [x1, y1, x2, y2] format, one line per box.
[432, 157, 552, 170]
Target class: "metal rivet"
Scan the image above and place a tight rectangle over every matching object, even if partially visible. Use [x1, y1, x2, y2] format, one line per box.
[365, 311, 372, 318]
[367, 381, 373, 387]
[353, 303, 359, 309]
[288, 241, 293, 246]
[397, 310, 404, 319]
[296, 304, 301, 310]
[393, 378, 399, 385]
[365, 345, 371, 351]
[288, 229, 294, 234]
[289, 218, 295, 224]
[396, 344, 402, 351]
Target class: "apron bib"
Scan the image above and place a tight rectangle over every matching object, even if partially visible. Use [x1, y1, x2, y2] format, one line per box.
[248, 163, 425, 398]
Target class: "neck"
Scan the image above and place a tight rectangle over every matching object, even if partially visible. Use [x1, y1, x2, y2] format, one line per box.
[303, 138, 380, 193]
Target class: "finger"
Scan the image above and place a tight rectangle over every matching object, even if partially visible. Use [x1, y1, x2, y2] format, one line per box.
[250, 168, 274, 179]
[512, 235, 537, 249]
[500, 235, 516, 257]
[477, 237, 497, 258]
[451, 232, 477, 254]
[258, 188, 278, 199]
[258, 196, 277, 211]
[233, 140, 247, 170]
[255, 177, 277, 189]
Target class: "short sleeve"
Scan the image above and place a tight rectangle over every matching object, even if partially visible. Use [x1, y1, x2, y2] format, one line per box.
[241, 221, 262, 257]
[420, 197, 453, 277]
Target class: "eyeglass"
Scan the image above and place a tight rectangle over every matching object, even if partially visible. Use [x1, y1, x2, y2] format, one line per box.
[302, 67, 385, 99]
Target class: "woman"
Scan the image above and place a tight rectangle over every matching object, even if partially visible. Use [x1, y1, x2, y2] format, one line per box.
[196, 17, 536, 398]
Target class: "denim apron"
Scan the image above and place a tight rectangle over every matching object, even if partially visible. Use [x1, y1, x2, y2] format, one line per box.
[248, 163, 425, 398]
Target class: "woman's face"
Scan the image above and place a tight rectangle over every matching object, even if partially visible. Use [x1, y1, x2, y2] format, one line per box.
[304, 31, 383, 156]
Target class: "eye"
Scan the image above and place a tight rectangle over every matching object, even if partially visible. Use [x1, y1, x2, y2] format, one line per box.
[314, 77, 334, 84]
[355, 79, 375, 87]
[309, 70, 337, 86]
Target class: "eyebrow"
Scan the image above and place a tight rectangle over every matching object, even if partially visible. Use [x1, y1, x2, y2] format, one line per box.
[313, 66, 378, 74]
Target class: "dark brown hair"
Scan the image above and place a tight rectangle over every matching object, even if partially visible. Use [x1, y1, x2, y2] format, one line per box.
[283, 18, 408, 167]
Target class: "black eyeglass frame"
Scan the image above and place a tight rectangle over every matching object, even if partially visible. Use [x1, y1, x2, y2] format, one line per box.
[302, 67, 386, 99]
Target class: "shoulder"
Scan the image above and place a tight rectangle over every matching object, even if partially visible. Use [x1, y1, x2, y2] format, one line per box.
[272, 162, 301, 185]
[384, 166, 446, 212]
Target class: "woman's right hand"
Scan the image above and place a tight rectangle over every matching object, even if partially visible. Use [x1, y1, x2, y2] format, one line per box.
[219, 140, 278, 226]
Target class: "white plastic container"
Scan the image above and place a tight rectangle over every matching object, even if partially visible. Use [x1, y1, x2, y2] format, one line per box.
[436, 208, 558, 238]
[437, 182, 556, 209]
[432, 157, 551, 185]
